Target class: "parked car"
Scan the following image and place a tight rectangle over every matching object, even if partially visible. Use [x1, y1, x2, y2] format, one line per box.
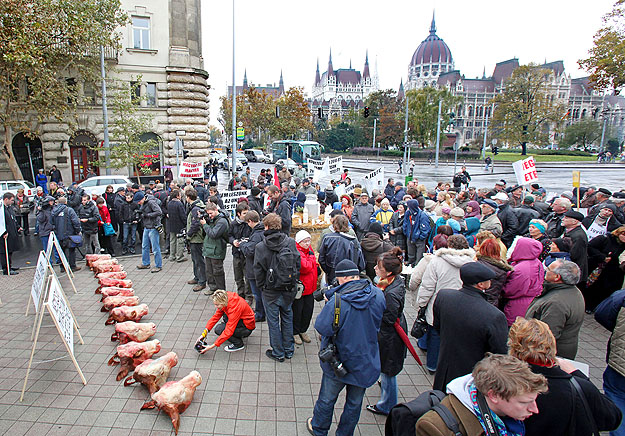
[78, 175, 132, 197]
[0, 180, 36, 201]
[275, 158, 298, 169]
[244, 149, 270, 163]
[234, 152, 248, 166]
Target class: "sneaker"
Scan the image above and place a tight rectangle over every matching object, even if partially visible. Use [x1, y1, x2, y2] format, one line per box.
[265, 349, 284, 362]
[366, 404, 388, 416]
[294, 335, 302, 345]
[187, 279, 198, 285]
[300, 332, 311, 343]
[192, 284, 206, 292]
[129, 248, 136, 254]
[136, 264, 150, 270]
[203, 288, 215, 296]
[224, 344, 245, 352]
[177, 258, 188, 263]
[151, 267, 162, 273]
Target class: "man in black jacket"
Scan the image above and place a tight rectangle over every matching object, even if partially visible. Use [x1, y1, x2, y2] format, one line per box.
[167, 189, 187, 262]
[318, 215, 366, 284]
[562, 210, 589, 286]
[1, 193, 21, 275]
[240, 210, 265, 321]
[433, 262, 508, 392]
[266, 185, 292, 235]
[136, 192, 163, 273]
[230, 203, 252, 304]
[254, 213, 300, 362]
[515, 195, 541, 235]
[77, 194, 101, 255]
[493, 192, 519, 247]
[113, 187, 127, 243]
[247, 187, 263, 215]
[51, 196, 82, 272]
[545, 197, 571, 238]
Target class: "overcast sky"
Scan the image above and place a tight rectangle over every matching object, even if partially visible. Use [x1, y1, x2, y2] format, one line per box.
[202, 0, 614, 127]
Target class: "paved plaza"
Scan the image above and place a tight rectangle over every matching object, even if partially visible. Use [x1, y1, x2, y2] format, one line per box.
[0, 249, 613, 436]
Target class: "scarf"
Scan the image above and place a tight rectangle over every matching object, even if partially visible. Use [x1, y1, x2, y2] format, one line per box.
[468, 382, 524, 436]
[377, 275, 395, 291]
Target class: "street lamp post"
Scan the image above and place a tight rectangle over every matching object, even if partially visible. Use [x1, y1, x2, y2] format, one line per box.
[435, 100, 442, 169]
[230, 0, 237, 176]
[100, 46, 111, 175]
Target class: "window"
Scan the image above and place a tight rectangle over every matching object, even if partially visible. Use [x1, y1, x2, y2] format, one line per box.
[146, 82, 156, 106]
[132, 16, 150, 49]
[80, 179, 98, 188]
[130, 81, 141, 105]
[84, 82, 96, 105]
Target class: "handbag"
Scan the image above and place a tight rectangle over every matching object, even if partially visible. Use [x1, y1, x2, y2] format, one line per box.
[68, 234, 83, 248]
[569, 376, 600, 436]
[294, 280, 305, 299]
[103, 222, 116, 236]
[586, 261, 605, 287]
[410, 306, 429, 339]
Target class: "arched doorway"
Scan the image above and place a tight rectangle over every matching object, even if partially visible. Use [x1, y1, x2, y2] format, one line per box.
[69, 130, 99, 183]
[134, 132, 163, 179]
[12, 133, 43, 183]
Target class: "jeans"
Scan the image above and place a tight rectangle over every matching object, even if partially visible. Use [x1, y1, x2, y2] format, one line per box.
[205, 257, 226, 291]
[190, 243, 206, 285]
[40, 235, 61, 264]
[426, 325, 441, 372]
[169, 233, 186, 261]
[292, 294, 314, 335]
[311, 372, 367, 436]
[375, 373, 398, 414]
[141, 228, 162, 268]
[84, 232, 100, 255]
[604, 365, 625, 436]
[122, 223, 137, 250]
[263, 292, 294, 359]
[214, 318, 253, 347]
[233, 255, 251, 300]
[249, 279, 265, 318]
[211, 173, 218, 183]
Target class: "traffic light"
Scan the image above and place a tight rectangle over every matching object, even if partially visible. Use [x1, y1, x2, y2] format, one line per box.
[364, 106, 370, 118]
[275, 106, 280, 118]
[318, 108, 323, 118]
[182, 149, 189, 159]
[493, 146, 499, 155]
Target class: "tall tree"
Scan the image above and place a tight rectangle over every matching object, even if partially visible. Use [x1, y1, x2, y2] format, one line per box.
[0, 0, 127, 178]
[270, 87, 313, 139]
[491, 64, 566, 155]
[406, 87, 461, 147]
[560, 119, 602, 150]
[362, 89, 403, 147]
[579, 0, 625, 92]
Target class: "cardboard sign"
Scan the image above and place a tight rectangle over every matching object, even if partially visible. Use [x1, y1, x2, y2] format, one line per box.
[45, 232, 55, 260]
[47, 275, 75, 355]
[178, 161, 204, 179]
[572, 170, 581, 188]
[220, 189, 251, 211]
[307, 158, 326, 181]
[363, 167, 385, 195]
[52, 234, 73, 279]
[512, 156, 538, 185]
[0, 205, 5, 236]
[327, 156, 343, 176]
[31, 252, 49, 313]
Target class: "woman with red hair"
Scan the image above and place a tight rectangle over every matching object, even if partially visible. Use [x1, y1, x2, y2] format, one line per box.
[476, 238, 513, 308]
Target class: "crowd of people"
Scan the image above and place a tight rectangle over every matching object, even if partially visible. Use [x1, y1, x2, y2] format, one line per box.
[3, 160, 625, 436]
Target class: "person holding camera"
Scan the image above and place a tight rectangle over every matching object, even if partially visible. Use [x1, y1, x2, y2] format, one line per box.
[366, 247, 407, 416]
[196, 290, 256, 353]
[307, 259, 386, 436]
[185, 189, 207, 292]
[135, 191, 163, 273]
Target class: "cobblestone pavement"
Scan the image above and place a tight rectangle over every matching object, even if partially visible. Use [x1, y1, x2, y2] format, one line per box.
[0, 250, 611, 436]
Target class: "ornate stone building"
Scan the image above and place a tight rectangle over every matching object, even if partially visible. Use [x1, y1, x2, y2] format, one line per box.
[228, 70, 285, 99]
[310, 50, 379, 120]
[407, 14, 625, 147]
[0, 0, 210, 183]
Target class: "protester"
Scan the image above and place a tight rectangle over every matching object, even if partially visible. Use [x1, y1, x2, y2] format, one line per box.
[360, 222, 394, 281]
[584, 226, 625, 311]
[583, 204, 623, 241]
[416, 354, 548, 436]
[340, 194, 354, 219]
[432, 262, 508, 391]
[544, 237, 572, 267]
[318, 215, 365, 285]
[197, 290, 256, 353]
[96, 197, 115, 256]
[351, 190, 374, 240]
[404, 199, 431, 266]
[371, 198, 393, 233]
[293, 230, 318, 345]
[135, 191, 163, 273]
[509, 318, 622, 435]
[51, 196, 81, 272]
[366, 247, 407, 416]
[200, 202, 229, 295]
[476, 238, 513, 307]
[307, 259, 386, 436]
[562, 210, 589, 287]
[1, 193, 21, 275]
[527, 218, 551, 261]
[77, 193, 101, 254]
[253, 213, 300, 362]
[119, 192, 139, 255]
[186, 189, 207, 292]
[545, 197, 571, 238]
[165, 189, 187, 262]
[230, 203, 252, 304]
[239, 211, 266, 322]
[388, 202, 407, 253]
[14, 188, 32, 235]
[266, 185, 292, 235]
[479, 199, 503, 238]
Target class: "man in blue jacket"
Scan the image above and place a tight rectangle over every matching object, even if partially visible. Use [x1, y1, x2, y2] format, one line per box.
[403, 199, 431, 265]
[307, 259, 386, 436]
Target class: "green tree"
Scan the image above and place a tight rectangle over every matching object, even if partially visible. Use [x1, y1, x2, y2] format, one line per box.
[362, 89, 404, 147]
[406, 87, 462, 147]
[579, 0, 625, 92]
[560, 119, 602, 150]
[89, 79, 158, 174]
[0, 0, 127, 178]
[318, 122, 365, 152]
[491, 64, 566, 155]
[270, 87, 313, 139]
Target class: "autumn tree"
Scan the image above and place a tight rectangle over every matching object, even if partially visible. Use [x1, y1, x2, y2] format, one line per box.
[560, 119, 602, 150]
[0, 0, 127, 178]
[579, 0, 625, 92]
[270, 87, 312, 139]
[362, 89, 404, 147]
[491, 64, 566, 155]
[406, 87, 461, 147]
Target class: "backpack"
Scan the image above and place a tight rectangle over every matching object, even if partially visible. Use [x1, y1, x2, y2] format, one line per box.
[266, 239, 299, 291]
[384, 390, 462, 436]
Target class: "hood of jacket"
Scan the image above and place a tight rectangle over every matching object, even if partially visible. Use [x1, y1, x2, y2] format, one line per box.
[466, 200, 481, 218]
[407, 199, 420, 214]
[446, 374, 479, 418]
[509, 237, 543, 262]
[476, 253, 514, 271]
[361, 233, 385, 251]
[434, 247, 476, 268]
[52, 203, 68, 218]
[264, 229, 287, 251]
[329, 278, 380, 310]
[296, 192, 306, 203]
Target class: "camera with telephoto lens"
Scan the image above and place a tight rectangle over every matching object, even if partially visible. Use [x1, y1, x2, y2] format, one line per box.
[194, 338, 207, 353]
[197, 210, 209, 221]
[318, 343, 348, 378]
[313, 279, 338, 302]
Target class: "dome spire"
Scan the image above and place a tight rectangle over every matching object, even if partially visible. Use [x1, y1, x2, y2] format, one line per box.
[279, 69, 284, 91]
[363, 49, 370, 79]
[430, 10, 436, 34]
[243, 68, 248, 88]
[315, 58, 321, 85]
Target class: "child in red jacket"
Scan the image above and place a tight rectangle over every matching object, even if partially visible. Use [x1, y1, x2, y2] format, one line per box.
[197, 290, 256, 352]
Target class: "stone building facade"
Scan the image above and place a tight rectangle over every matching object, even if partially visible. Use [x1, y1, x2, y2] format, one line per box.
[0, 0, 210, 184]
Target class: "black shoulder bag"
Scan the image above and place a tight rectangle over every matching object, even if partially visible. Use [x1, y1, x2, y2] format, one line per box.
[569, 376, 600, 436]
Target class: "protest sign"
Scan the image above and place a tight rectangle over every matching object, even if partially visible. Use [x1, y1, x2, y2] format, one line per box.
[512, 156, 538, 185]
[0, 203, 5, 236]
[363, 167, 385, 195]
[220, 189, 251, 212]
[178, 161, 204, 179]
[30, 251, 49, 314]
[327, 156, 343, 177]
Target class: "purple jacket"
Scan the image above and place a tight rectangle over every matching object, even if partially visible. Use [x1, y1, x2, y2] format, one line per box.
[501, 238, 545, 326]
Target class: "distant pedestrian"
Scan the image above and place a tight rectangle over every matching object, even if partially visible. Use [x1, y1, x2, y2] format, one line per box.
[48, 165, 62, 184]
[35, 169, 48, 194]
[1, 193, 21, 275]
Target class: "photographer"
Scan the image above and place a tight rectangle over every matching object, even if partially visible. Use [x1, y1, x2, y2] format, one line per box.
[307, 259, 386, 436]
[199, 202, 229, 296]
[166, 189, 187, 262]
[185, 189, 206, 292]
[196, 290, 256, 353]
[135, 191, 163, 273]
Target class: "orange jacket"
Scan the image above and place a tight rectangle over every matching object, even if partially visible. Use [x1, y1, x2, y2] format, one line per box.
[205, 291, 256, 347]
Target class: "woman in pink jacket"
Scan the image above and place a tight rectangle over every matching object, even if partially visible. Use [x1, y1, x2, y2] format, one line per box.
[501, 237, 545, 326]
